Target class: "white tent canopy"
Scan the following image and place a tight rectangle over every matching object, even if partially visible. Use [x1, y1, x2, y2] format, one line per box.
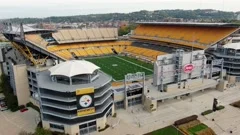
[49, 60, 100, 77]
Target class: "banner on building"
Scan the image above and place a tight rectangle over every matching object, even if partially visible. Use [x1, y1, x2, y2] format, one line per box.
[183, 64, 195, 73]
[125, 72, 145, 82]
[76, 87, 95, 116]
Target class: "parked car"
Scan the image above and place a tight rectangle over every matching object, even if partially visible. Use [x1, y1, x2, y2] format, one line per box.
[0, 101, 8, 111]
[20, 108, 28, 112]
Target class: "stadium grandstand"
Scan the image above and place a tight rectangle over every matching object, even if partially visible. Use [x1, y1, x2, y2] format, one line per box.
[25, 33, 132, 60]
[2, 22, 239, 76]
[131, 22, 239, 50]
[23, 28, 166, 61]
[52, 28, 118, 44]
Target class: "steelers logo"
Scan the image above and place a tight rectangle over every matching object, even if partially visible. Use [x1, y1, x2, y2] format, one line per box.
[79, 95, 92, 108]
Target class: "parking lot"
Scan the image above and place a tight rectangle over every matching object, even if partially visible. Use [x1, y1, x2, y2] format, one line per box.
[0, 108, 39, 135]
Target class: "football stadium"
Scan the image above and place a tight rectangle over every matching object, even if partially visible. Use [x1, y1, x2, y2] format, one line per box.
[1, 22, 240, 135]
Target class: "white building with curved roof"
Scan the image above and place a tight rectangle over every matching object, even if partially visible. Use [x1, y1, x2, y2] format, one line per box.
[27, 60, 114, 135]
[49, 60, 100, 77]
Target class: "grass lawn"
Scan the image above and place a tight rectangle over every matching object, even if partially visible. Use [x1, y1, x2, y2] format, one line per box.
[188, 124, 208, 135]
[145, 125, 183, 135]
[86, 56, 153, 81]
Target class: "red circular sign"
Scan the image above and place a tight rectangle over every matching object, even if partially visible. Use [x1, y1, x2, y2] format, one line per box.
[183, 64, 194, 73]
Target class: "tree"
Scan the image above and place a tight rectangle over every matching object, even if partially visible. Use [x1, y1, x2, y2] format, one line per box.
[118, 24, 137, 36]
[0, 74, 19, 111]
[3, 9, 237, 24]
[0, 74, 12, 95]
[19, 131, 33, 135]
[34, 127, 52, 135]
[7, 94, 18, 111]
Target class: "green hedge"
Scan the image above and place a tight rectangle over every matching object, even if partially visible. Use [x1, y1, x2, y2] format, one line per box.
[10, 106, 19, 112]
[11, 105, 27, 112]
[0, 74, 19, 112]
[174, 115, 198, 126]
[201, 106, 225, 116]
[26, 102, 40, 113]
[52, 131, 69, 135]
[145, 125, 183, 135]
[201, 110, 213, 116]
[7, 94, 19, 112]
[34, 127, 52, 135]
[216, 105, 225, 110]
[18, 105, 25, 110]
[112, 113, 117, 117]
[37, 121, 43, 128]
[98, 124, 110, 132]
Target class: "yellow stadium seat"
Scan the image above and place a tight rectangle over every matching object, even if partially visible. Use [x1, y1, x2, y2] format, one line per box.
[85, 48, 96, 56]
[47, 41, 132, 58]
[25, 34, 48, 48]
[132, 24, 238, 49]
[77, 49, 88, 57]
[100, 47, 112, 54]
[124, 46, 166, 60]
[92, 48, 103, 55]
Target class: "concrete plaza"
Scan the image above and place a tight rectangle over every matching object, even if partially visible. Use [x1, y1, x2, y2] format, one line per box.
[1, 84, 240, 135]
[0, 108, 39, 135]
[100, 83, 240, 135]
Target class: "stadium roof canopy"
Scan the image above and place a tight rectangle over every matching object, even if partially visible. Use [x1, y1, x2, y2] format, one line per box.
[136, 22, 240, 27]
[49, 60, 100, 77]
[3, 25, 55, 35]
[223, 42, 240, 50]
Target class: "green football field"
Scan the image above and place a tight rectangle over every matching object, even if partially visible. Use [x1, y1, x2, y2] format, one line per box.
[86, 56, 153, 81]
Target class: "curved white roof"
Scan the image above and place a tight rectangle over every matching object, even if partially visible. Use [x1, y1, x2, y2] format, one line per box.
[223, 42, 240, 50]
[49, 60, 100, 77]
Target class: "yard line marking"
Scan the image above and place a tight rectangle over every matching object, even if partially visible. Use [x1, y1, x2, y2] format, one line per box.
[115, 56, 153, 72]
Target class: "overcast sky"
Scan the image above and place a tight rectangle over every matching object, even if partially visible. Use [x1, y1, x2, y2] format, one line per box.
[0, 0, 239, 19]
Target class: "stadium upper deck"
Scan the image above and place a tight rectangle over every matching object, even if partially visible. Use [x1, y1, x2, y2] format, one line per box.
[2, 24, 135, 62]
[131, 22, 240, 49]
[25, 33, 133, 60]
[52, 28, 118, 44]
[23, 26, 166, 61]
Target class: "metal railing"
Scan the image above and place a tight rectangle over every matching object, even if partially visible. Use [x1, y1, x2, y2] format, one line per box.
[42, 98, 113, 119]
[41, 100, 77, 110]
[95, 91, 112, 106]
[40, 93, 76, 102]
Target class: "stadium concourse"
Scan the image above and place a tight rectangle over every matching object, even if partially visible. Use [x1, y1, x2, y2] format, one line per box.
[1, 22, 240, 135]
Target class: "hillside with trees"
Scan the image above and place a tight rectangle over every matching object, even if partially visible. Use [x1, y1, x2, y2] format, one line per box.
[1, 9, 240, 24]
